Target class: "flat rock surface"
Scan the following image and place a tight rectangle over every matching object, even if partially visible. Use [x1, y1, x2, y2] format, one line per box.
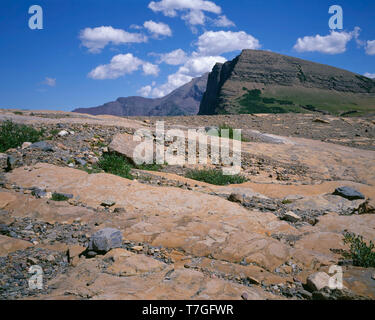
[0, 110, 374, 300]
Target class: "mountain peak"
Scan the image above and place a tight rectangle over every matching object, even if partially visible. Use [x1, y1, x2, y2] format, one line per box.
[73, 73, 208, 117]
[199, 50, 375, 116]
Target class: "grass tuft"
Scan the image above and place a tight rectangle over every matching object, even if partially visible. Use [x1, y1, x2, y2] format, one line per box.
[96, 153, 134, 180]
[51, 193, 69, 202]
[0, 120, 44, 152]
[185, 169, 247, 186]
[343, 232, 375, 268]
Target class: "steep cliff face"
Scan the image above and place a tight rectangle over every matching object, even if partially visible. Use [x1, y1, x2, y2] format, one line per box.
[199, 50, 375, 115]
[74, 73, 208, 117]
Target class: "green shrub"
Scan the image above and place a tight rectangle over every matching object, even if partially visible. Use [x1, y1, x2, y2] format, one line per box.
[97, 153, 134, 180]
[84, 153, 165, 178]
[0, 120, 44, 152]
[136, 163, 163, 171]
[343, 232, 375, 268]
[186, 169, 247, 186]
[51, 193, 69, 202]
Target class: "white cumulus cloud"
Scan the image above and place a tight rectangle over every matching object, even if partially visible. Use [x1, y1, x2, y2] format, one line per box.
[148, 0, 222, 28]
[80, 26, 147, 53]
[147, 55, 226, 98]
[143, 20, 172, 37]
[178, 55, 226, 77]
[158, 49, 188, 65]
[293, 28, 360, 54]
[88, 53, 159, 80]
[182, 10, 206, 25]
[142, 62, 160, 76]
[196, 30, 261, 56]
[148, 0, 221, 16]
[138, 85, 153, 97]
[364, 72, 375, 79]
[365, 40, 375, 55]
[213, 15, 235, 27]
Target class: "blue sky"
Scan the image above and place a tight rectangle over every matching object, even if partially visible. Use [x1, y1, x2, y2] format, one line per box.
[0, 0, 374, 111]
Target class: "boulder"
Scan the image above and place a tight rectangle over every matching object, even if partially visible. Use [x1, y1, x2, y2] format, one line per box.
[30, 141, 54, 152]
[333, 186, 365, 201]
[281, 211, 301, 223]
[108, 133, 140, 165]
[21, 142, 32, 149]
[228, 193, 244, 204]
[306, 272, 330, 292]
[88, 228, 122, 253]
[0, 153, 8, 172]
[108, 133, 155, 165]
[67, 244, 86, 266]
[58, 130, 69, 137]
[0, 235, 33, 256]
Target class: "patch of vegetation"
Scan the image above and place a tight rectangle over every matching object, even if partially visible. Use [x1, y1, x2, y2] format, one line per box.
[13, 111, 23, 115]
[51, 193, 70, 202]
[82, 153, 165, 179]
[96, 153, 134, 180]
[81, 164, 103, 174]
[343, 232, 375, 268]
[281, 199, 293, 205]
[136, 163, 164, 171]
[208, 124, 249, 142]
[237, 89, 295, 114]
[186, 169, 247, 186]
[49, 128, 60, 136]
[0, 120, 45, 152]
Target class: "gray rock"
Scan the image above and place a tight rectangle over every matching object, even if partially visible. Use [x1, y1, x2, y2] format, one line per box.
[30, 141, 54, 152]
[281, 211, 301, 223]
[306, 272, 330, 292]
[0, 224, 9, 235]
[75, 158, 87, 166]
[31, 188, 47, 199]
[298, 289, 313, 299]
[0, 153, 8, 171]
[88, 228, 122, 253]
[6, 155, 17, 170]
[333, 187, 365, 201]
[101, 200, 116, 207]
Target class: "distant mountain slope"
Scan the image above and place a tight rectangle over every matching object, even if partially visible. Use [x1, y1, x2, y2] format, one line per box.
[73, 73, 208, 117]
[199, 50, 375, 116]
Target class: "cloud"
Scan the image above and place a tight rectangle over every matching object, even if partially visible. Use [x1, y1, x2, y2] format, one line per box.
[364, 72, 375, 79]
[43, 77, 56, 87]
[293, 28, 360, 54]
[143, 20, 172, 37]
[88, 53, 159, 80]
[148, 0, 222, 28]
[213, 15, 235, 27]
[147, 55, 226, 97]
[365, 40, 375, 55]
[80, 26, 147, 53]
[138, 85, 153, 97]
[196, 31, 261, 56]
[157, 49, 188, 65]
[182, 10, 206, 25]
[148, 0, 221, 17]
[178, 55, 226, 77]
[142, 62, 160, 76]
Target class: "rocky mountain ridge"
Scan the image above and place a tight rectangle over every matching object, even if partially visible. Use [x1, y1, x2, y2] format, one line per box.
[74, 73, 208, 117]
[199, 50, 375, 115]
